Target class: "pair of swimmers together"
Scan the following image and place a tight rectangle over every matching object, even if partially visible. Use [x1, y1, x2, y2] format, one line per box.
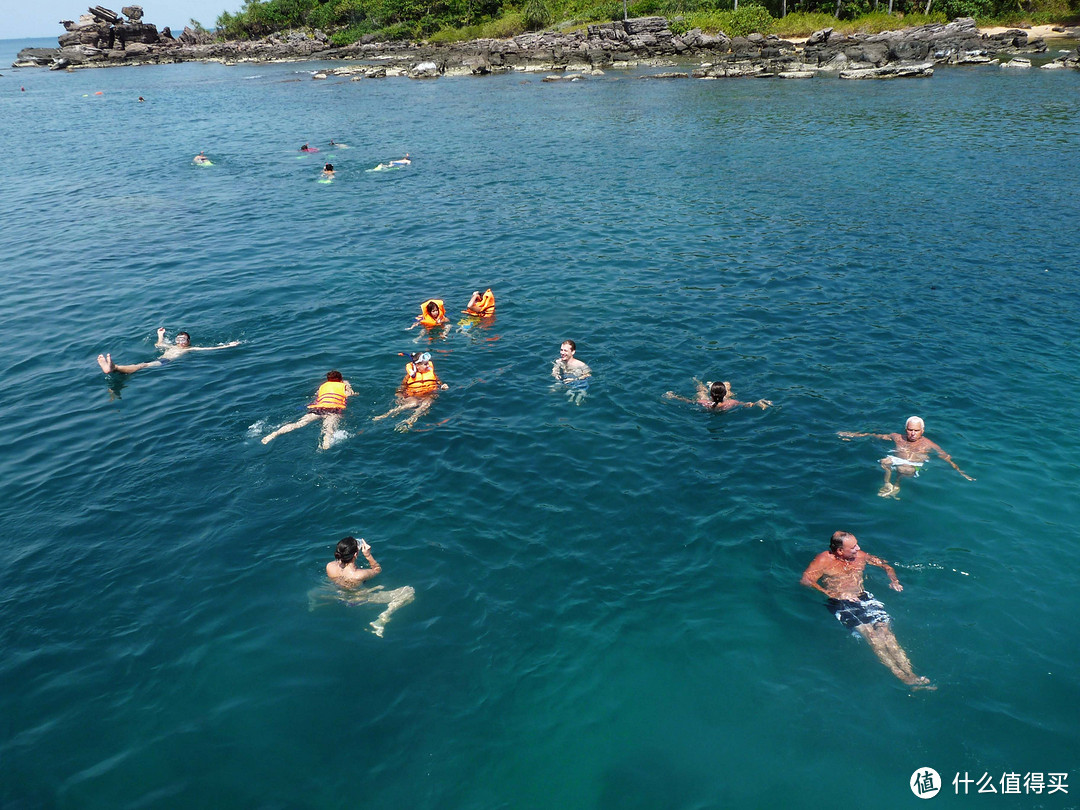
[410, 290, 495, 329]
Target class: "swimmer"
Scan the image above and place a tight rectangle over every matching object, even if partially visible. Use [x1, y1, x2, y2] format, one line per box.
[300, 143, 318, 153]
[326, 536, 415, 637]
[262, 370, 355, 450]
[321, 162, 335, 178]
[193, 151, 211, 165]
[664, 379, 772, 410]
[839, 416, 974, 498]
[551, 340, 591, 403]
[410, 299, 448, 330]
[388, 153, 411, 166]
[329, 139, 349, 148]
[801, 531, 933, 689]
[372, 352, 448, 432]
[97, 327, 240, 375]
[463, 288, 496, 317]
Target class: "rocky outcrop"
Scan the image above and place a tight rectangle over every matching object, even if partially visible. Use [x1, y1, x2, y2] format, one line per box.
[13, 12, 1053, 76]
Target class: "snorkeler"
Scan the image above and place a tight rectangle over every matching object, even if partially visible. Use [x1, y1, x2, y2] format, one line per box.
[321, 162, 335, 178]
[410, 299, 448, 329]
[463, 288, 496, 317]
[262, 370, 355, 450]
[326, 536, 415, 637]
[801, 531, 933, 689]
[664, 379, 772, 410]
[372, 352, 448, 432]
[97, 327, 240, 375]
[838, 416, 974, 498]
[300, 143, 318, 153]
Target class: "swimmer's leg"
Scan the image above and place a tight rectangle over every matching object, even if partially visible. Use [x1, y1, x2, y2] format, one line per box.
[318, 413, 341, 450]
[396, 399, 431, 432]
[860, 623, 933, 688]
[372, 401, 413, 422]
[878, 459, 899, 497]
[262, 412, 319, 444]
[370, 586, 415, 637]
[98, 353, 160, 374]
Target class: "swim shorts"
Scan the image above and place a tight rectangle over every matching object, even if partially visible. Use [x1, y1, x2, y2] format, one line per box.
[884, 455, 923, 474]
[826, 592, 891, 635]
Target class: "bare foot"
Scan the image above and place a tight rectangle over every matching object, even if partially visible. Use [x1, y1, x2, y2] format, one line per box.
[394, 421, 411, 433]
[878, 483, 899, 498]
[370, 621, 385, 637]
[97, 353, 115, 374]
[909, 676, 936, 691]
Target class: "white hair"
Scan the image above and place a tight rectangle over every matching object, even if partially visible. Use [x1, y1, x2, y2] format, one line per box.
[906, 416, 924, 428]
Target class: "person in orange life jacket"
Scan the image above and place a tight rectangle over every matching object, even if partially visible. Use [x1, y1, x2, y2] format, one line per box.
[262, 370, 355, 449]
[372, 352, 447, 432]
[410, 299, 448, 329]
[463, 288, 495, 317]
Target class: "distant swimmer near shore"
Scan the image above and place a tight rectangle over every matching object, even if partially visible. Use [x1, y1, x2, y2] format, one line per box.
[323, 536, 415, 637]
[373, 351, 448, 432]
[97, 327, 240, 375]
[664, 379, 772, 411]
[801, 531, 933, 689]
[262, 370, 355, 450]
[193, 151, 212, 165]
[839, 415, 973, 498]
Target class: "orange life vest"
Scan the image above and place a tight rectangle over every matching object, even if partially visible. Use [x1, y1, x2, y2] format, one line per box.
[309, 380, 347, 411]
[418, 299, 446, 328]
[464, 289, 495, 317]
[402, 362, 440, 396]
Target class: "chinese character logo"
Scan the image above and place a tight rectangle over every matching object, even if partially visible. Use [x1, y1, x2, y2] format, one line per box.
[911, 768, 942, 799]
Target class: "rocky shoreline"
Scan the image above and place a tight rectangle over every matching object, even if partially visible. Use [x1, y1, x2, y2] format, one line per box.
[13, 8, 1080, 79]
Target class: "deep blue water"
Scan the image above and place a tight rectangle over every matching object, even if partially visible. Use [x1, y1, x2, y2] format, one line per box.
[2, 37, 1079, 809]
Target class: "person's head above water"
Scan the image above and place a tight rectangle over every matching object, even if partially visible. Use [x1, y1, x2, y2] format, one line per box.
[176, 331, 191, 346]
[905, 416, 925, 438]
[830, 530, 858, 556]
[324, 163, 334, 171]
[427, 301, 441, 316]
[334, 536, 359, 565]
[326, 370, 343, 383]
[410, 351, 432, 366]
[709, 381, 729, 402]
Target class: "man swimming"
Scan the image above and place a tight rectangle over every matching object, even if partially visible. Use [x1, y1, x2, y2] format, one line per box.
[801, 531, 932, 689]
[97, 327, 240, 375]
[372, 352, 448, 432]
[321, 162, 335, 178]
[326, 536, 415, 637]
[193, 151, 211, 165]
[664, 378, 772, 410]
[551, 340, 591, 404]
[262, 370, 355, 450]
[839, 416, 974, 497]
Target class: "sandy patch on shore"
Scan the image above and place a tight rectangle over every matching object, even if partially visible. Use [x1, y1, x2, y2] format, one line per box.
[978, 24, 1074, 40]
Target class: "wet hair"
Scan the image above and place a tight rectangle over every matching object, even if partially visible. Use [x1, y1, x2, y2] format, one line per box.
[562, 340, 576, 352]
[906, 416, 924, 430]
[324, 163, 334, 171]
[176, 331, 191, 343]
[326, 370, 343, 382]
[830, 531, 854, 553]
[709, 381, 728, 402]
[335, 536, 359, 565]
[427, 301, 440, 315]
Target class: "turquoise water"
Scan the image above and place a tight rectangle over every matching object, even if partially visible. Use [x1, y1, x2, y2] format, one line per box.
[2, 38, 1079, 808]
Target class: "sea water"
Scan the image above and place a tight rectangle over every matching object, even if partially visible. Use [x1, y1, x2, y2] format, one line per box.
[1, 39, 1079, 809]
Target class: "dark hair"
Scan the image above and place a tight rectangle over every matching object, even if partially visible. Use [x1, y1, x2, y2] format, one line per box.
[562, 340, 576, 352]
[427, 301, 440, 315]
[326, 370, 343, 382]
[709, 382, 727, 402]
[176, 331, 191, 342]
[324, 163, 334, 171]
[335, 536, 359, 564]
[830, 531, 854, 553]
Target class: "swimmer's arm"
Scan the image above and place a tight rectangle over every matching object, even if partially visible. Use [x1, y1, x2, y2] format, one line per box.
[154, 327, 170, 348]
[343, 381, 356, 398]
[578, 364, 592, 378]
[551, 361, 563, 380]
[356, 545, 382, 582]
[866, 554, 903, 592]
[932, 443, 975, 481]
[663, 391, 696, 404]
[838, 430, 889, 439]
[800, 556, 835, 597]
[749, 399, 773, 409]
[190, 340, 242, 352]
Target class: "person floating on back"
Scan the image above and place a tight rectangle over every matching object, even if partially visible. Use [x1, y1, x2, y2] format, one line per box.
[97, 327, 239, 375]
[410, 298, 448, 330]
[372, 352, 447, 432]
[801, 531, 933, 689]
[262, 370, 355, 450]
[463, 288, 496, 318]
[326, 536, 415, 637]
[838, 415, 973, 498]
[664, 379, 772, 411]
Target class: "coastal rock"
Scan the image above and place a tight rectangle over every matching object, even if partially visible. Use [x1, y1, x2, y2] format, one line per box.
[13, 47, 60, 67]
[408, 60, 440, 78]
[839, 62, 933, 78]
[999, 56, 1032, 67]
[121, 5, 143, 21]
